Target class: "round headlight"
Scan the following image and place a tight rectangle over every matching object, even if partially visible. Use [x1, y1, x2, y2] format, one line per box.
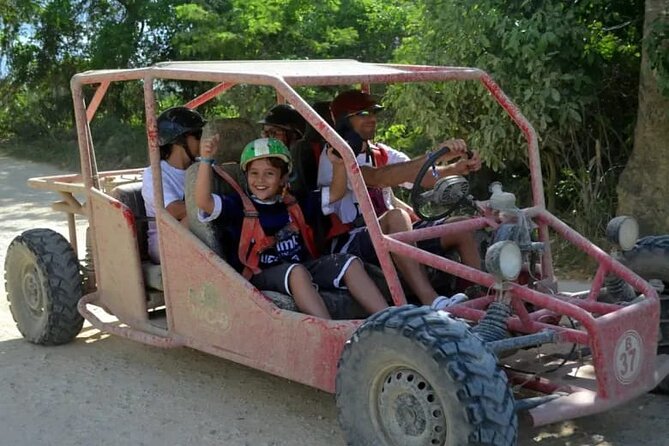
[485, 241, 522, 281]
[606, 216, 639, 251]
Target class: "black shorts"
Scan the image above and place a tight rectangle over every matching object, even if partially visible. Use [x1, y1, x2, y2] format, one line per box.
[250, 253, 359, 296]
[329, 220, 446, 265]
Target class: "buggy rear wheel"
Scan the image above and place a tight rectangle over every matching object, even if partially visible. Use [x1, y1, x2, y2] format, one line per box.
[336, 305, 517, 446]
[4, 229, 84, 345]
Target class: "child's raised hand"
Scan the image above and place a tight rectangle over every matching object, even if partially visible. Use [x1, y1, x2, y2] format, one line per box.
[200, 133, 220, 159]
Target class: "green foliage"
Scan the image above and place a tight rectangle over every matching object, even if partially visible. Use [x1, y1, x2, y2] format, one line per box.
[388, 0, 643, 237]
[0, 0, 659, 248]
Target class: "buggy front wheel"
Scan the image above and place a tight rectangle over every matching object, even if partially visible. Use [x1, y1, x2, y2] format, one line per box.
[336, 305, 517, 446]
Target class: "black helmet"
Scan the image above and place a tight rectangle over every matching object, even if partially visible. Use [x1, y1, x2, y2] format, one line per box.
[157, 106, 206, 147]
[258, 104, 306, 137]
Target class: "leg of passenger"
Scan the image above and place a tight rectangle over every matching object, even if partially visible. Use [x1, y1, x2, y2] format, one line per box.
[440, 230, 481, 268]
[379, 209, 439, 305]
[288, 265, 331, 319]
[341, 258, 388, 314]
[437, 216, 481, 269]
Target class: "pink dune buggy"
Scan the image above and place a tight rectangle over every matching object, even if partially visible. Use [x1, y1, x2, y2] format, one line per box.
[5, 60, 668, 446]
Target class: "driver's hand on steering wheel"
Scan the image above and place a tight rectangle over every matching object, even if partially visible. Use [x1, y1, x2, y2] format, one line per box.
[452, 150, 482, 175]
[431, 138, 468, 163]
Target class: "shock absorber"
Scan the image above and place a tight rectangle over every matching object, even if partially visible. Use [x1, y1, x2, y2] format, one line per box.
[604, 274, 636, 302]
[473, 301, 512, 343]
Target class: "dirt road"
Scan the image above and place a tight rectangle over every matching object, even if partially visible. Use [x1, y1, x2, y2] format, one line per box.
[1, 155, 667, 446]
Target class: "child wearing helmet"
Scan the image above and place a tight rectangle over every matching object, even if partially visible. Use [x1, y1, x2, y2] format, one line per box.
[194, 136, 388, 319]
[258, 104, 306, 148]
[142, 106, 206, 263]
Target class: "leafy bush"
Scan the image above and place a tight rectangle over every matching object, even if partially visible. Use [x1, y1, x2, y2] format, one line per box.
[387, 0, 642, 240]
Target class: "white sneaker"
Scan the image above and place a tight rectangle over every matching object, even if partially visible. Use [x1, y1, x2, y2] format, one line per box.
[431, 293, 468, 311]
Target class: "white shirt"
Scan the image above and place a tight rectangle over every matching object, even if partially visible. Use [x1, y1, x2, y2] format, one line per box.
[317, 142, 411, 224]
[142, 160, 187, 263]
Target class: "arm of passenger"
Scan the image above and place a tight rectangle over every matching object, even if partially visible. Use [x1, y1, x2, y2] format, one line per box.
[363, 139, 479, 189]
[195, 134, 220, 215]
[166, 201, 187, 220]
[318, 146, 339, 215]
[360, 157, 425, 188]
[326, 147, 348, 203]
[195, 162, 215, 215]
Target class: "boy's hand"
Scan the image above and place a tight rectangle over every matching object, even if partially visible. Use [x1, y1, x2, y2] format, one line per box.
[200, 133, 220, 159]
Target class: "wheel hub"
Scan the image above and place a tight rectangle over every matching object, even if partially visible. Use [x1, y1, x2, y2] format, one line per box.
[376, 368, 446, 445]
[22, 266, 45, 316]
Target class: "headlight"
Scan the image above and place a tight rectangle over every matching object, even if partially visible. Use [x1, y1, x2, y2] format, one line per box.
[606, 216, 639, 251]
[485, 241, 522, 281]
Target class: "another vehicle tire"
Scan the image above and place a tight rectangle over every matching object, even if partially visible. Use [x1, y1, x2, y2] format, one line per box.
[336, 305, 517, 446]
[654, 292, 669, 394]
[620, 236, 669, 393]
[4, 228, 84, 345]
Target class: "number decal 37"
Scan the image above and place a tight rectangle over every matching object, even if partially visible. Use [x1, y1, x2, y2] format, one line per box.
[615, 330, 643, 385]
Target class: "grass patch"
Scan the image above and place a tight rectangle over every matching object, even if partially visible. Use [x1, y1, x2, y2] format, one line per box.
[0, 117, 148, 172]
[551, 237, 599, 280]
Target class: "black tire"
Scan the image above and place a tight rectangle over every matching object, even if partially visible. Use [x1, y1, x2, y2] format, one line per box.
[4, 228, 84, 345]
[336, 305, 517, 446]
[620, 236, 669, 393]
[620, 235, 669, 284]
[655, 293, 669, 393]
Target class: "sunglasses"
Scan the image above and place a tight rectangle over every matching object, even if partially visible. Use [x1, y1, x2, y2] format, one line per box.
[189, 129, 203, 140]
[347, 109, 377, 118]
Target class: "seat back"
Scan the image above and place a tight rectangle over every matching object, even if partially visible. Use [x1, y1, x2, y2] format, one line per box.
[192, 116, 301, 254]
[289, 138, 334, 252]
[185, 162, 246, 259]
[186, 117, 257, 258]
[110, 182, 165, 292]
[289, 139, 320, 199]
[202, 117, 258, 164]
[111, 182, 149, 261]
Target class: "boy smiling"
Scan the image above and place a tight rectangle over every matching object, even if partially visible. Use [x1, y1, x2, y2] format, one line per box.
[195, 137, 388, 319]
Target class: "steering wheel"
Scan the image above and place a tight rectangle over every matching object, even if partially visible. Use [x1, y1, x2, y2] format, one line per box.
[409, 146, 473, 222]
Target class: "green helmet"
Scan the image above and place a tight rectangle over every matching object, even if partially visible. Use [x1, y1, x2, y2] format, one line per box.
[240, 138, 292, 172]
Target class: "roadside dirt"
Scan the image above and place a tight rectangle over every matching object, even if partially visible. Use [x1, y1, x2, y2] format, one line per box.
[1, 154, 667, 446]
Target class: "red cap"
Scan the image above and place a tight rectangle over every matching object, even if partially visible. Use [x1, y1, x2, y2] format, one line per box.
[330, 90, 383, 121]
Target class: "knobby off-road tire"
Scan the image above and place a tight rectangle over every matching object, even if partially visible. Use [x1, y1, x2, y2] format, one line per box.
[620, 236, 669, 393]
[336, 305, 517, 446]
[4, 228, 84, 345]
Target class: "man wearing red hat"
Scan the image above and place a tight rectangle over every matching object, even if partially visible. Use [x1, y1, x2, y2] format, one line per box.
[317, 89, 483, 305]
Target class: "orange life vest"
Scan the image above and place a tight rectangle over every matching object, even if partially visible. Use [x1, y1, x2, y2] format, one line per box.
[326, 143, 389, 240]
[213, 165, 319, 279]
